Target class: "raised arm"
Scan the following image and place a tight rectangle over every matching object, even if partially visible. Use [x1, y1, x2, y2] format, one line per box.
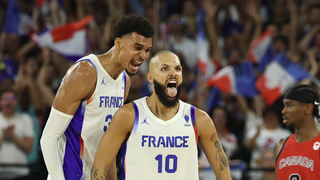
[287, 0, 298, 55]
[91, 104, 135, 180]
[40, 61, 96, 180]
[204, 1, 222, 61]
[299, 25, 320, 52]
[196, 108, 232, 180]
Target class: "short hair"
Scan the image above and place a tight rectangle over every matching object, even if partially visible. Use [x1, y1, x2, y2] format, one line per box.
[112, 14, 155, 40]
[262, 106, 279, 119]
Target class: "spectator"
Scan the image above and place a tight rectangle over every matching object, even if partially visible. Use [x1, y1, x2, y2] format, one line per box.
[245, 106, 291, 180]
[167, 13, 198, 70]
[0, 89, 34, 180]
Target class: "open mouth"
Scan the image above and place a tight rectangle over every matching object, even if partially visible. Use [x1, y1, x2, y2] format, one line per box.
[166, 79, 177, 98]
[131, 60, 143, 70]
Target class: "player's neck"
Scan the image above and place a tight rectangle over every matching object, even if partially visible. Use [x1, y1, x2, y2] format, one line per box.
[146, 96, 179, 121]
[97, 47, 124, 79]
[295, 122, 320, 143]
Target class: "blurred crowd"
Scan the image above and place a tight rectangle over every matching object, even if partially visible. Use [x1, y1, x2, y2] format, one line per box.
[1, 0, 320, 180]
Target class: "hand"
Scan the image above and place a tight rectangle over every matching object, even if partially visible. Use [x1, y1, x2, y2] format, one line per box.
[256, 124, 261, 136]
[50, 0, 59, 12]
[25, 61, 35, 78]
[204, 1, 220, 19]
[287, 0, 297, 14]
[2, 125, 15, 141]
[246, 1, 262, 22]
[17, 65, 28, 87]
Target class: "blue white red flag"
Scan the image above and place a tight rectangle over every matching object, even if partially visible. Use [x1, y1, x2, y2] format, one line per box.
[206, 62, 257, 97]
[249, 29, 275, 72]
[256, 53, 310, 105]
[4, 0, 38, 35]
[31, 16, 93, 62]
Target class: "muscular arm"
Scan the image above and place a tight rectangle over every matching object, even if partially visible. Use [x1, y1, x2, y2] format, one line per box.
[40, 61, 96, 180]
[52, 61, 96, 114]
[196, 108, 232, 180]
[91, 104, 135, 180]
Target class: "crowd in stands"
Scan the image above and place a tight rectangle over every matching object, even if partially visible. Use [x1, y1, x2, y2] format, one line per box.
[1, 0, 320, 179]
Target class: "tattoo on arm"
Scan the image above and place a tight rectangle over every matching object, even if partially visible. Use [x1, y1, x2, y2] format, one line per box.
[214, 140, 229, 170]
[90, 166, 107, 180]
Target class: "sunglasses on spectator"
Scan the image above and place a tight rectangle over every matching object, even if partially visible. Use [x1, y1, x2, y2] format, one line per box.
[2, 95, 16, 101]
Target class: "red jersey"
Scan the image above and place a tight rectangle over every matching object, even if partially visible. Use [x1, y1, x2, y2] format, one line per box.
[276, 133, 320, 180]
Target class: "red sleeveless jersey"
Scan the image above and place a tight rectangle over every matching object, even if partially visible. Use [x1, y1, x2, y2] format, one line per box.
[276, 133, 320, 180]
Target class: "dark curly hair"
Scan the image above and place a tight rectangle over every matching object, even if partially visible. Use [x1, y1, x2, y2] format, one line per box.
[112, 14, 154, 40]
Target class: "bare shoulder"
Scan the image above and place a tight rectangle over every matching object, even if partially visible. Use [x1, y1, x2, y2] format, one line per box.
[53, 60, 97, 113]
[115, 103, 135, 118]
[111, 103, 136, 131]
[193, 107, 215, 137]
[63, 60, 97, 87]
[194, 107, 212, 125]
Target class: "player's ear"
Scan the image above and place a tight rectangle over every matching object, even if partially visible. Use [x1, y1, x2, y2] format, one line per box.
[147, 72, 153, 83]
[305, 103, 314, 115]
[114, 37, 121, 49]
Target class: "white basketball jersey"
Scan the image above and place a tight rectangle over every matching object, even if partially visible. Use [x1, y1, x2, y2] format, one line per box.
[60, 54, 127, 180]
[121, 97, 199, 180]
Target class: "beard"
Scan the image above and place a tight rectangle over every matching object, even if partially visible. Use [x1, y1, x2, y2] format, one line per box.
[285, 122, 295, 129]
[153, 78, 181, 108]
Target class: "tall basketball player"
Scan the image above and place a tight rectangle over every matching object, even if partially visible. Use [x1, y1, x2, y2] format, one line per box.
[274, 84, 320, 179]
[91, 51, 232, 180]
[40, 14, 154, 180]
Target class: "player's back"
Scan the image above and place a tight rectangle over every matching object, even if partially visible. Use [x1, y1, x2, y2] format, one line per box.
[276, 133, 320, 179]
[60, 54, 127, 180]
[121, 97, 199, 180]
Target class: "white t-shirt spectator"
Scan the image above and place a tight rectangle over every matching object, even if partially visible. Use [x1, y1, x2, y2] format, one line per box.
[0, 113, 34, 179]
[246, 126, 291, 179]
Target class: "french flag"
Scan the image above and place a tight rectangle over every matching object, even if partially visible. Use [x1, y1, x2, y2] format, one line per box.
[248, 29, 275, 72]
[31, 16, 93, 62]
[256, 53, 310, 105]
[4, 0, 38, 35]
[206, 62, 257, 97]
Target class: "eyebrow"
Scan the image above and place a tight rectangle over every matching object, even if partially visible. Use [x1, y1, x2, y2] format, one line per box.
[160, 64, 182, 68]
[133, 43, 143, 47]
[133, 43, 152, 50]
[283, 100, 292, 105]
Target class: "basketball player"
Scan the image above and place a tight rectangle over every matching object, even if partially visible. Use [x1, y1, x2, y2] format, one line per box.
[40, 14, 154, 180]
[274, 84, 320, 179]
[91, 51, 232, 180]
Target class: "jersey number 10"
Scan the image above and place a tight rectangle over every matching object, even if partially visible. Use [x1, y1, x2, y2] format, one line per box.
[155, 154, 178, 173]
